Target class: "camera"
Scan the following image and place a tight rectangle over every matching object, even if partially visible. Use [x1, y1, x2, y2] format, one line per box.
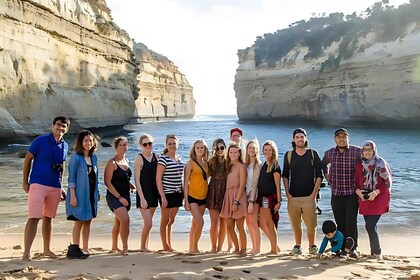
[362, 190, 371, 200]
[52, 163, 63, 172]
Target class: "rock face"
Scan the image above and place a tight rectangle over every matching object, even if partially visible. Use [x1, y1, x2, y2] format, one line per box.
[234, 27, 420, 127]
[0, 0, 138, 138]
[132, 43, 195, 120]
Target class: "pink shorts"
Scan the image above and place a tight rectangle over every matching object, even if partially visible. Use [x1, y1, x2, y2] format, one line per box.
[28, 183, 62, 219]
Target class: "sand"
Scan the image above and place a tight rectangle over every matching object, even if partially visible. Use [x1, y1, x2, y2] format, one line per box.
[1, 233, 419, 280]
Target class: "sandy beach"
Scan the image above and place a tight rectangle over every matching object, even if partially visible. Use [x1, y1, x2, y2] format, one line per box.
[1, 233, 419, 280]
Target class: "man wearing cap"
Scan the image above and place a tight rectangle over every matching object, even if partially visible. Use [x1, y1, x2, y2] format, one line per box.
[322, 128, 362, 258]
[282, 128, 323, 255]
[230, 127, 246, 158]
[230, 127, 243, 144]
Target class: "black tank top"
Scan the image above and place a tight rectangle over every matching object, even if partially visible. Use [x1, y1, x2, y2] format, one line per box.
[111, 162, 132, 196]
[139, 153, 158, 195]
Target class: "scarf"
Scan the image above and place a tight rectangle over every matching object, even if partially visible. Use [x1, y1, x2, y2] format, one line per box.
[361, 140, 392, 191]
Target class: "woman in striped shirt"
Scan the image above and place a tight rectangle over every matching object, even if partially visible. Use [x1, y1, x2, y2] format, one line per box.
[156, 134, 184, 252]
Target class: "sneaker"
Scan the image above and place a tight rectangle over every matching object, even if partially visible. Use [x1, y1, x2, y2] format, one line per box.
[375, 254, 383, 261]
[339, 250, 348, 258]
[349, 249, 359, 259]
[291, 245, 302, 255]
[308, 245, 318, 255]
[344, 237, 355, 253]
[67, 244, 89, 259]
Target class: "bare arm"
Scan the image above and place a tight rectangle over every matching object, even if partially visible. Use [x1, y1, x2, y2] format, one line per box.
[22, 152, 34, 193]
[183, 161, 192, 211]
[156, 163, 167, 208]
[134, 155, 147, 208]
[274, 172, 282, 211]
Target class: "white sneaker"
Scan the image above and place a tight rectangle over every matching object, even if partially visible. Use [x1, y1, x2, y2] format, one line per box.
[375, 254, 383, 261]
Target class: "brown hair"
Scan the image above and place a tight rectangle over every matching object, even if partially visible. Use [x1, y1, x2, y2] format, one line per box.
[226, 142, 244, 174]
[162, 134, 179, 154]
[113, 136, 128, 150]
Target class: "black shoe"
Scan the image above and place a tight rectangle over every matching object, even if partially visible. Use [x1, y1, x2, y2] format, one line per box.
[67, 244, 89, 259]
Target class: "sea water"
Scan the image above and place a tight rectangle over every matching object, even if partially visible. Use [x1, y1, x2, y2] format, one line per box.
[0, 115, 419, 238]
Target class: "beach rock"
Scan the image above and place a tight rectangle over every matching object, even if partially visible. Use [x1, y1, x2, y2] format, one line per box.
[100, 142, 112, 148]
[132, 43, 195, 121]
[234, 27, 420, 127]
[12, 245, 21, 250]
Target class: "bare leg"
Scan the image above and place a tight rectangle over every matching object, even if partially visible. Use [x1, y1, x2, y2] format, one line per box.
[114, 207, 130, 255]
[72, 221, 83, 245]
[189, 204, 205, 253]
[22, 218, 40, 260]
[226, 218, 239, 252]
[167, 207, 179, 250]
[111, 216, 120, 252]
[218, 217, 227, 252]
[209, 209, 220, 252]
[189, 219, 196, 252]
[42, 216, 56, 257]
[236, 217, 247, 253]
[160, 207, 173, 251]
[139, 208, 154, 252]
[260, 208, 278, 254]
[81, 220, 92, 254]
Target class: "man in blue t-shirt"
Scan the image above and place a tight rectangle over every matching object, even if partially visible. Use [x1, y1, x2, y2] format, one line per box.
[22, 116, 70, 261]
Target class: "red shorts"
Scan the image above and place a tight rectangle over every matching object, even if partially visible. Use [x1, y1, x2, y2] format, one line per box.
[28, 183, 61, 219]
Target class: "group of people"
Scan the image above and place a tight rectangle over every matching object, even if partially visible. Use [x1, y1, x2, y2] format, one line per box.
[21, 116, 392, 262]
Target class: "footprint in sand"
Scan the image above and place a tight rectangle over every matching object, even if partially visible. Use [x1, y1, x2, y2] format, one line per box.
[212, 275, 229, 279]
[181, 260, 201, 264]
[213, 266, 223, 272]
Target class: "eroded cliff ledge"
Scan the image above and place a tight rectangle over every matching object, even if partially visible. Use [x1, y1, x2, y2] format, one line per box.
[234, 26, 420, 127]
[0, 0, 138, 137]
[132, 43, 195, 120]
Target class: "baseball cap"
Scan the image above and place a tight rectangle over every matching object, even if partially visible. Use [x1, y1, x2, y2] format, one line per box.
[334, 128, 349, 137]
[230, 127, 243, 136]
[293, 128, 307, 137]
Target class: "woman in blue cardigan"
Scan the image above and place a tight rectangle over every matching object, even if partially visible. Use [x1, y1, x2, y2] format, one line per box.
[66, 130, 99, 259]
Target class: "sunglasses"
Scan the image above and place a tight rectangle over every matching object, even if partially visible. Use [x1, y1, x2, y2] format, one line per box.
[142, 142, 153, 147]
[216, 146, 225, 151]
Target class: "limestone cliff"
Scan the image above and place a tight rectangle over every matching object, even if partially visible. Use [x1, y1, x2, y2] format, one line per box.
[235, 22, 420, 127]
[0, 0, 138, 138]
[132, 43, 195, 120]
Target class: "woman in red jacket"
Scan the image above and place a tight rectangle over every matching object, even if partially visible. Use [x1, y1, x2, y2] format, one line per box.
[355, 140, 392, 261]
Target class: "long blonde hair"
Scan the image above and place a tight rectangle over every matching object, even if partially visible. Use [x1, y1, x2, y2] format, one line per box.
[245, 139, 262, 172]
[226, 142, 244, 173]
[189, 139, 209, 161]
[263, 140, 279, 173]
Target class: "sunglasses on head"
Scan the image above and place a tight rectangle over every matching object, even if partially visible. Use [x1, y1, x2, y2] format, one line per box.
[142, 142, 153, 147]
[216, 146, 225, 151]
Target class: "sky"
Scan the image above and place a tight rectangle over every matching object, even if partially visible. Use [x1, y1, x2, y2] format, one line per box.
[105, 0, 409, 116]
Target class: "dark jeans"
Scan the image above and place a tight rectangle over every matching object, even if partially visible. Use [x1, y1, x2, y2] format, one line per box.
[364, 215, 382, 255]
[331, 194, 359, 249]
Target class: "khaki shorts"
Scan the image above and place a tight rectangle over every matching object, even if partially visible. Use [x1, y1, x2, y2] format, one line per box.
[28, 183, 61, 219]
[287, 196, 317, 235]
